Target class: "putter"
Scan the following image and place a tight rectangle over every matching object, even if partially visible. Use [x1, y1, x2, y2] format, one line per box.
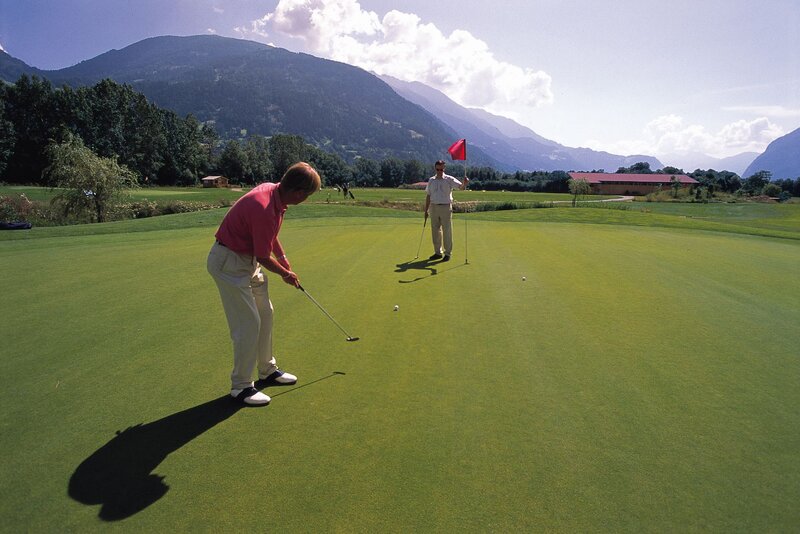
[298, 284, 359, 341]
[414, 216, 428, 259]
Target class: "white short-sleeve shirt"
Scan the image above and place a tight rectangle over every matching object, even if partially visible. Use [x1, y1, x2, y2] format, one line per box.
[426, 175, 462, 204]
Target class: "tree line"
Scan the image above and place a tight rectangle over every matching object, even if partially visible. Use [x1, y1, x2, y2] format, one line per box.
[614, 161, 800, 198]
[0, 75, 570, 191]
[1, 74, 798, 198]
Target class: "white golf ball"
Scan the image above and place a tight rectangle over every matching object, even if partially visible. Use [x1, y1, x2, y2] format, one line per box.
[522, 276, 526, 281]
[394, 305, 399, 311]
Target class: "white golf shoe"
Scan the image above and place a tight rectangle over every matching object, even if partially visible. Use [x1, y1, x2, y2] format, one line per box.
[259, 369, 297, 385]
[231, 387, 271, 406]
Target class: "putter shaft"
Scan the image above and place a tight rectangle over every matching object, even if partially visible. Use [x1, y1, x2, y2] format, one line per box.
[298, 285, 358, 341]
[414, 217, 427, 259]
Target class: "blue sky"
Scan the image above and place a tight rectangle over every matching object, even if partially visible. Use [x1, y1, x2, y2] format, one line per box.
[2, 0, 799, 162]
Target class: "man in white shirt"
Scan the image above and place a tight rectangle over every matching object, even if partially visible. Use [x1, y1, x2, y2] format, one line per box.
[423, 160, 468, 261]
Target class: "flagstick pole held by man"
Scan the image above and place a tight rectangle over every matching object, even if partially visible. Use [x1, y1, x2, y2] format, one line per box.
[447, 139, 469, 264]
[463, 160, 468, 264]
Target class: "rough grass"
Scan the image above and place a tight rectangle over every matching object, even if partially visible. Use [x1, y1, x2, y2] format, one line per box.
[1, 203, 798, 531]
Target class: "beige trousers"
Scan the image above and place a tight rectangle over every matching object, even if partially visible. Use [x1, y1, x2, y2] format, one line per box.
[429, 203, 453, 255]
[207, 242, 278, 390]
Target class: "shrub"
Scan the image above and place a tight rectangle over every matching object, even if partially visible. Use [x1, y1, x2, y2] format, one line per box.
[0, 196, 17, 221]
[161, 200, 222, 215]
[763, 183, 782, 197]
[462, 201, 554, 212]
[573, 202, 631, 210]
[128, 200, 159, 218]
[0, 194, 35, 221]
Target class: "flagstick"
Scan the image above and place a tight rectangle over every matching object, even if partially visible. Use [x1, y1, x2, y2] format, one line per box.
[463, 161, 469, 265]
[447, 139, 470, 265]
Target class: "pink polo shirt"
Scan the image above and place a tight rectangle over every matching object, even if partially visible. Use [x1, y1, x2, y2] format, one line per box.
[215, 182, 286, 259]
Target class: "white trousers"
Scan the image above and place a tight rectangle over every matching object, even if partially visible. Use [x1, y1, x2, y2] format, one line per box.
[207, 242, 278, 390]
[429, 203, 453, 255]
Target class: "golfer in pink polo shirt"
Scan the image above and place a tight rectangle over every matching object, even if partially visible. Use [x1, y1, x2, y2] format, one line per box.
[207, 162, 321, 406]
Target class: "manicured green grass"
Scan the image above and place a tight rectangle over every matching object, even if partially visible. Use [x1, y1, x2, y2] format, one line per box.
[469, 204, 800, 240]
[326, 187, 589, 203]
[1, 184, 598, 205]
[628, 201, 800, 234]
[1, 203, 798, 531]
[1, 184, 249, 205]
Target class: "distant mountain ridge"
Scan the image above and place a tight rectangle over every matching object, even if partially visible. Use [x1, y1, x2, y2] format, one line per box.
[743, 127, 800, 180]
[3, 35, 774, 175]
[0, 35, 504, 168]
[659, 151, 758, 176]
[380, 74, 663, 172]
[0, 50, 45, 82]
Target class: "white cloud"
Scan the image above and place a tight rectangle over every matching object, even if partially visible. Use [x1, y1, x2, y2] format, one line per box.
[213, 7, 224, 14]
[207, 28, 218, 34]
[0, 42, 5, 52]
[588, 114, 785, 158]
[236, 0, 553, 115]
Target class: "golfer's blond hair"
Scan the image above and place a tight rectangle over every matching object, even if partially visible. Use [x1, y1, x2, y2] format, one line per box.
[281, 162, 321, 193]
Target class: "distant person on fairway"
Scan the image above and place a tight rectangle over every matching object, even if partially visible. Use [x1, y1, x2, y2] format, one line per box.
[208, 162, 321, 406]
[423, 160, 468, 261]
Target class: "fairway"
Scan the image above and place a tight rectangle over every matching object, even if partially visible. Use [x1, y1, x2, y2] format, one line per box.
[1, 205, 798, 531]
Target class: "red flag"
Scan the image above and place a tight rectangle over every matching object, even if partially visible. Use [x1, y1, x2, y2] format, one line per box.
[447, 139, 466, 160]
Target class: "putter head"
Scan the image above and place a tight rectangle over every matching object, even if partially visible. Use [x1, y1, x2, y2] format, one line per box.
[346, 337, 360, 342]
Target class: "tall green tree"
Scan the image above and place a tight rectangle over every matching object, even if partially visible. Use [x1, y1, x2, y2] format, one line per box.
[0, 98, 14, 177]
[158, 113, 212, 185]
[218, 140, 248, 183]
[379, 157, 404, 187]
[616, 162, 653, 174]
[308, 148, 350, 186]
[268, 134, 309, 181]
[670, 175, 681, 198]
[352, 157, 380, 186]
[243, 136, 273, 184]
[1, 75, 61, 183]
[43, 134, 137, 223]
[402, 159, 426, 184]
[742, 170, 771, 195]
[568, 177, 591, 206]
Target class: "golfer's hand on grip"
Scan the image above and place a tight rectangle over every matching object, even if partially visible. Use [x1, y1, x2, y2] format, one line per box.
[281, 270, 300, 287]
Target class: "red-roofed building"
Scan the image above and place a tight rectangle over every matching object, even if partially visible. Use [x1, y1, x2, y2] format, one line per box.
[568, 172, 698, 195]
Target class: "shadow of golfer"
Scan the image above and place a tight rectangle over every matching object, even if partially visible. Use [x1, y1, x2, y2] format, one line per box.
[396, 258, 468, 284]
[395, 258, 438, 275]
[68, 372, 345, 521]
[67, 395, 240, 521]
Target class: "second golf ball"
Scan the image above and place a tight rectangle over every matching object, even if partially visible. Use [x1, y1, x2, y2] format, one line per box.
[394, 305, 399, 311]
[522, 276, 526, 281]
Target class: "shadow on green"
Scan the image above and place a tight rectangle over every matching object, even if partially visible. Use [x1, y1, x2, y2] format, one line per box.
[395, 257, 469, 283]
[68, 372, 345, 521]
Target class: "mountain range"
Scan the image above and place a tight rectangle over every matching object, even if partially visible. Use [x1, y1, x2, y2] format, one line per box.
[743, 127, 800, 180]
[1, 34, 797, 177]
[1, 36, 509, 168]
[658, 151, 758, 177]
[379, 75, 663, 172]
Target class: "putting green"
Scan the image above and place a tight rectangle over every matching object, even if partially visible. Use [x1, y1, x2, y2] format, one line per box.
[0, 206, 798, 531]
